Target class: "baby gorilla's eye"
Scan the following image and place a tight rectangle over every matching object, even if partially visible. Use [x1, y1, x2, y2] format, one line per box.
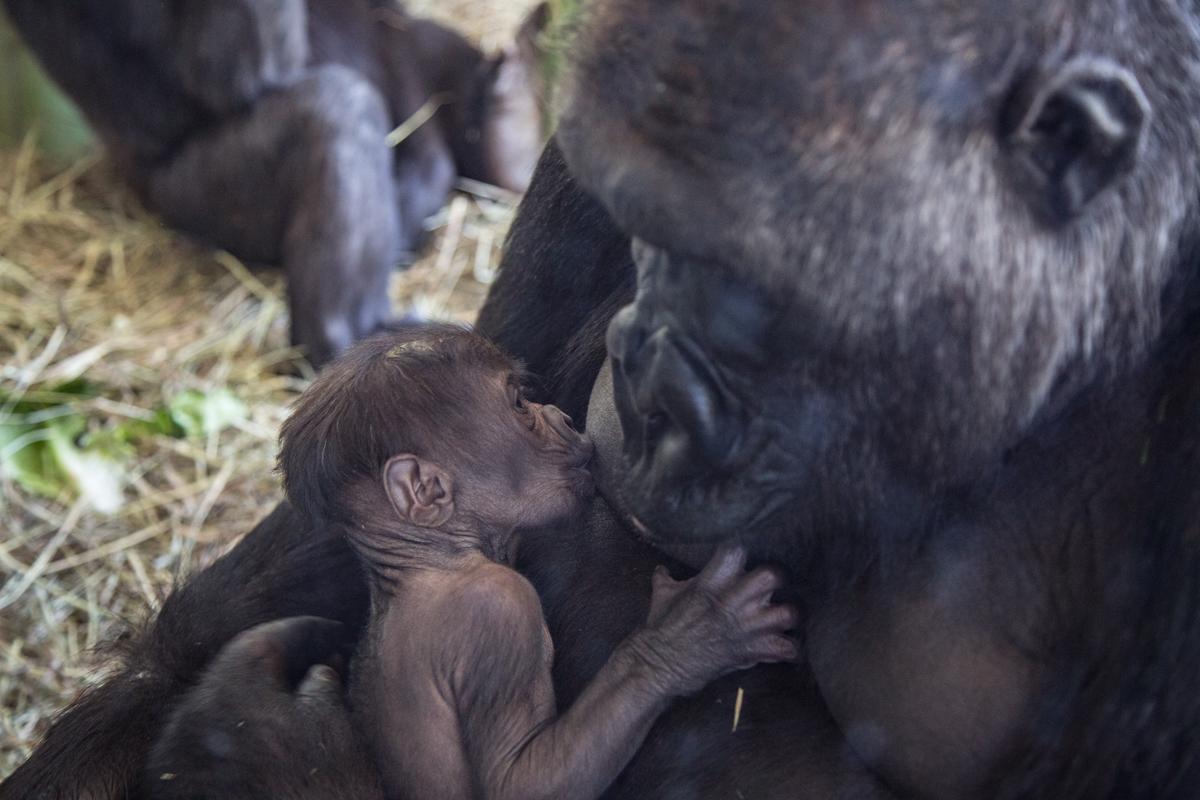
[510, 391, 539, 432]
[508, 384, 532, 414]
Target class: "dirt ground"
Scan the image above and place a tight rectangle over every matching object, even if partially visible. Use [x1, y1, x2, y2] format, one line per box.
[0, 0, 540, 775]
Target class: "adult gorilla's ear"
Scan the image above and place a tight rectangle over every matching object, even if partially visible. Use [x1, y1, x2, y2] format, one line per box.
[384, 455, 455, 528]
[1002, 56, 1151, 224]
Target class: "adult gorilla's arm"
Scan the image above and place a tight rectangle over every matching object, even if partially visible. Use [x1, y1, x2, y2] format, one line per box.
[476, 140, 635, 423]
[0, 505, 369, 800]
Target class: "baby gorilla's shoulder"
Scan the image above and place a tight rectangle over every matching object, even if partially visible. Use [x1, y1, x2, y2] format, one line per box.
[436, 563, 544, 641]
[431, 563, 547, 688]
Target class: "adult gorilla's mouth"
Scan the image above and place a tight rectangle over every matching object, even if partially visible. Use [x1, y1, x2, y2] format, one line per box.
[583, 237, 824, 553]
[613, 454, 799, 548]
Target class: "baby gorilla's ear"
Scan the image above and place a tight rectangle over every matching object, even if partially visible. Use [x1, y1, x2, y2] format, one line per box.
[384, 455, 455, 528]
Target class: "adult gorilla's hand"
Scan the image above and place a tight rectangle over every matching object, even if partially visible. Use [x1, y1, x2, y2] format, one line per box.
[144, 617, 383, 800]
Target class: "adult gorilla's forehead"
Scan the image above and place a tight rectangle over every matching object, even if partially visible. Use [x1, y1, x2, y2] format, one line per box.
[556, 0, 1031, 282]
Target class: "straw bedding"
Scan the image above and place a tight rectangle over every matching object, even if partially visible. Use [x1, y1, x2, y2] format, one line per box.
[0, 0, 538, 772]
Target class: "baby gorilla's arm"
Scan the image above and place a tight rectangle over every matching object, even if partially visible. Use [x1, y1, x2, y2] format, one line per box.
[444, 548, 796, 800]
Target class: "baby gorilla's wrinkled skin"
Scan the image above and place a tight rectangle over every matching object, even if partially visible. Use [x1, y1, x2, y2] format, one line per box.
[278, 328, 799, 800]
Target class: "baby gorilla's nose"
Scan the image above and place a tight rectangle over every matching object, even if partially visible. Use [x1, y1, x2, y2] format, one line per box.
[544, 403, 578, 437]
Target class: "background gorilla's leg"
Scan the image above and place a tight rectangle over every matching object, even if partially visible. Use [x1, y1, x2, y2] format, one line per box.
[475, 140, 634, 421]
[388, 89, 458, 257]
[0, 505, 369, 800]
[147, 65, 401, 367]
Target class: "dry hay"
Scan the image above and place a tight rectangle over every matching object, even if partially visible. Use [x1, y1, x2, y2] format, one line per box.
[0, 0, 539, 770]
[407, 0, 540, 52]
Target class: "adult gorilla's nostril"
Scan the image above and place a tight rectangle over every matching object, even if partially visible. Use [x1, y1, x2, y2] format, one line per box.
[648, 332, 743, 472]
[607, 304, 649, 375]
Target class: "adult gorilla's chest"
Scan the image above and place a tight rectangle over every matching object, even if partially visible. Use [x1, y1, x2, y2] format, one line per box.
[515, 369, 1038, 800]
[515, 495, 883, 800]
[480, 132, 1200, 798]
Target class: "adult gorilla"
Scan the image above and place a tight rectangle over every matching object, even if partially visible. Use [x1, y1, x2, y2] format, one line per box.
[7, 1, 1200, 798]
[478, 0, 1200, 791]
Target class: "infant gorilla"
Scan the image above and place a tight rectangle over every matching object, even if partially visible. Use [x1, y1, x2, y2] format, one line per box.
[278, 326, 799, 800]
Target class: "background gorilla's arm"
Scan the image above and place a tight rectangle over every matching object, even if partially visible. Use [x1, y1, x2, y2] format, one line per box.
[0, 505, 369, 800]
[475, 140, 635, 423]
[2, 0, 202, 161]
[172, 0, 309, 116]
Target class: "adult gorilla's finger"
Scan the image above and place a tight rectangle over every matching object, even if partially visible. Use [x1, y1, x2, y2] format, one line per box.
[210, 616, 348, 692]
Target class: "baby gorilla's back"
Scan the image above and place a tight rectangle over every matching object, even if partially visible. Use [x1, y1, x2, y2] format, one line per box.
[355, 559, 553, 800]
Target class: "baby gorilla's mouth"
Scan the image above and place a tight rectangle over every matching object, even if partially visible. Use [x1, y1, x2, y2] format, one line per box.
[569, 435, 596, 469]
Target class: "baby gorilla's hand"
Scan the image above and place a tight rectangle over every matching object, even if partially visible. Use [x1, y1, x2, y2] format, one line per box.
[631, 545, 799, 697]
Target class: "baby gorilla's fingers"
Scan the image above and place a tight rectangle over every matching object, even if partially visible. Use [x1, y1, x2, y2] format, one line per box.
[744, 634, 801, 665]
[214, 616, 348, 694]
[297, 663, 345, 705]
[652, 564, 678, 589]
[696, 544, 748, 590]
[746, 603, 801, 635]
[727, 565, 786, 608]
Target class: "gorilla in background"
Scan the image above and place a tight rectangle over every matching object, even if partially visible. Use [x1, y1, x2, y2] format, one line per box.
[1, 0, 544, 367]
[7, 1, 1200, 798]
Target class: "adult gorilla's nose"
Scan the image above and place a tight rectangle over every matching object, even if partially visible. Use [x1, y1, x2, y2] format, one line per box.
[607, 304, 743, 483]
[608, 303, 647, 374]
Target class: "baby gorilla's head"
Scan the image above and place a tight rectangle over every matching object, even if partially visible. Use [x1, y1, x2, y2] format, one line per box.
[279, 326, 593, 556]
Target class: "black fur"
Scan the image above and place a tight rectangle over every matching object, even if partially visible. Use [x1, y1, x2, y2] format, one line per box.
[476, 140, 634, 422]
